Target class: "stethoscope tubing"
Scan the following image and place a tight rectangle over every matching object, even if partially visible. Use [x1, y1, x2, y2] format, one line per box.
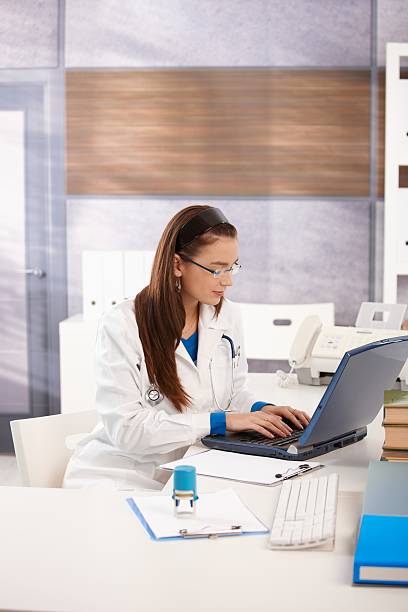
[209, 334, 238, 412]
[146, 334, 239, 409]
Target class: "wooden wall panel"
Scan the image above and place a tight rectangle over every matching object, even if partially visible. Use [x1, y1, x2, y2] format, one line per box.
[66, 70, 372, 197]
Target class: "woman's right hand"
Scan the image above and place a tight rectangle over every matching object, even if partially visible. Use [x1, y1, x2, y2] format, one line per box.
[225, 412, 293, 439]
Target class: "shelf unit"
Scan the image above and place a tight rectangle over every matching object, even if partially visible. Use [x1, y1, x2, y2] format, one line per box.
[383, 43, 408, 302]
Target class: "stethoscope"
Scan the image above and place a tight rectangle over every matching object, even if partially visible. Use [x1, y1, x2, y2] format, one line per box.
[209, 334, 240, 412]
[145, 334, 240, 410]
[145, 384, 163, 406]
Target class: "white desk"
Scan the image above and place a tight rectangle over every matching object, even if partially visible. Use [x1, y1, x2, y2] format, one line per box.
[0, 374, 406, 612]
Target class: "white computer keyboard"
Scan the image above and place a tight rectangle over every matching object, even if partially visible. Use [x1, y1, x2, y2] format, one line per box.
[269, 472, 339, 550]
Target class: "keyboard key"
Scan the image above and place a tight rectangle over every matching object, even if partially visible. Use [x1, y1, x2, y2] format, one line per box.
[286, 481, 301, 520]
[292, 528, 303, 545]
[312, 521, 323, 541]
[280, 520, 303, 530]
[315, 476, 328, 515]
[273, 517, 284, 530]
[282, 524, 293, 544]
[296, 478, 310, 520]
[305, 477, 318, 517]
[302, 525, 313, 543]
[303, 516, 313, 528]
[274, 481, 291, 519]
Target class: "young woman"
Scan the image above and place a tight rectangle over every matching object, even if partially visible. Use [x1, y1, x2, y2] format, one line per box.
[63, 205, 310, 490]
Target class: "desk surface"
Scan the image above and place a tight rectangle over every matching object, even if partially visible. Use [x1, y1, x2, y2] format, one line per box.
[0, 374, 406, 612]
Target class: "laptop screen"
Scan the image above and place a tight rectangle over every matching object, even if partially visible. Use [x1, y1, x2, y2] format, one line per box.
[299, 336, 408, 447]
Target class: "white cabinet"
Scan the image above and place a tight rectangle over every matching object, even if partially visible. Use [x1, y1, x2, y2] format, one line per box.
[59, 315, 99, 414]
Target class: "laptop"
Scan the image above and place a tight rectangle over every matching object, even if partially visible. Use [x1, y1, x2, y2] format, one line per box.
[202, 336, 408, 461]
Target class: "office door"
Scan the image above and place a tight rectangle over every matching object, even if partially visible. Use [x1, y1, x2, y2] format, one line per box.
[0, 84, 49, 452]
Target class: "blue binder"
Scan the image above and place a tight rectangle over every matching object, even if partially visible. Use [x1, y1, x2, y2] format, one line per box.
[353, 461, 408, 585]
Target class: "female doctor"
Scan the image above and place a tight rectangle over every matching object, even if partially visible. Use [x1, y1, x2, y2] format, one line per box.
[63, 205, 310, 491]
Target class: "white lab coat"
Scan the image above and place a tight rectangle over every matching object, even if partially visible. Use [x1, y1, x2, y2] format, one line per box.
[63, 297, 261, 491]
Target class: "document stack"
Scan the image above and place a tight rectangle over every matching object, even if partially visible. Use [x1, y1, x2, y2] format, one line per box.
[381, 390, 408, 462]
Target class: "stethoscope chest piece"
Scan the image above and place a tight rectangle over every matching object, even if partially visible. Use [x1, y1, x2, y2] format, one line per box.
[145, 384, 163, 406]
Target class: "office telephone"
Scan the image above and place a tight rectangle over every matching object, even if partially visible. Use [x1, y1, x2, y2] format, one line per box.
[288, 315, 408, 388]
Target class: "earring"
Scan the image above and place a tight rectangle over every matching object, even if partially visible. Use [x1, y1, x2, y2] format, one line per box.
[175, 278, 181, 293]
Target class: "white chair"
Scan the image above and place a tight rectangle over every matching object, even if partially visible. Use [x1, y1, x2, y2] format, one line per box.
[238, 302, 335, 361]
[10, 410, 98, 487]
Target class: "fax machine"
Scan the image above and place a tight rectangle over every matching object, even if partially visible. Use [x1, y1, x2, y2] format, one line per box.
[289, 315, 408, 389]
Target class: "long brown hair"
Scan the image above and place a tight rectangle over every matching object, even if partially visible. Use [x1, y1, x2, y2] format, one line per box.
[134, 205, 237, 412]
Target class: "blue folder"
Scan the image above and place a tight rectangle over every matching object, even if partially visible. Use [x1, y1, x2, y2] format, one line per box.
[353, 461, 408, 586]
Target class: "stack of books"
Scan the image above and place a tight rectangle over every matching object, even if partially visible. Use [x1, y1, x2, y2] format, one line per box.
[381, 390, 408, 462]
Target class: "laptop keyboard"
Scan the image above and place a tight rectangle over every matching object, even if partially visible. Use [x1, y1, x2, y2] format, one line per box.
[239, 429, 303, 448]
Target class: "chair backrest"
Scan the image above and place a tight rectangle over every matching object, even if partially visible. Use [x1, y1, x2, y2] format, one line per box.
[238, 302, 335, 360]
[10, 410, 98, 487]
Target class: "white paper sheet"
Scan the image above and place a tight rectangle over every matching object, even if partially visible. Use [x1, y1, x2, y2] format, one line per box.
[160, 450, 322, 486]
[128, 488, 268, 539]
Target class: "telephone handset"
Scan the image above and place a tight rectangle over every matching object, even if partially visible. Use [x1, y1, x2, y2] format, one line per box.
[277, 315, 323, 387]
[289, 315, 323, 368]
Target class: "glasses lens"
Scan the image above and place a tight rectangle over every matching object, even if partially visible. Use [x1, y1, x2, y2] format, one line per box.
[213, 263, 242, 277]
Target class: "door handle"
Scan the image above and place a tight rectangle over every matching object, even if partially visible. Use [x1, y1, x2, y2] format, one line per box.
[17, 267, 46, 278]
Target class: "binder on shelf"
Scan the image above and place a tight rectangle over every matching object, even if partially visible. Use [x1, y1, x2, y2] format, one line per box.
[353, 460, 408, 586]
[123, 250, 146, 299]
[82, 249, 156, 320]
[123, 250, 155, 299]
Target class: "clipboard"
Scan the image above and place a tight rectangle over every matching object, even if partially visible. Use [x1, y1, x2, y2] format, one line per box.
[160, 450, 323, 486]
[126, 488, 268, 541]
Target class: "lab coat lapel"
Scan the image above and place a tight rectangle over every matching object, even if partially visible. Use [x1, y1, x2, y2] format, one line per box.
[175, 338, 197, 370]
[175, 301, 233, 381]
[196, 328, 223, 377]
[196, 303, 228, 382]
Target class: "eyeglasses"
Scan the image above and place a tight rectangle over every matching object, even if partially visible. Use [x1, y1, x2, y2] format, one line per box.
[179, 254, 242, 278]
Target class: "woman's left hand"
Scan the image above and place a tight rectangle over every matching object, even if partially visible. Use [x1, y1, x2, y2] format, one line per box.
[260, 405, 310, 430]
